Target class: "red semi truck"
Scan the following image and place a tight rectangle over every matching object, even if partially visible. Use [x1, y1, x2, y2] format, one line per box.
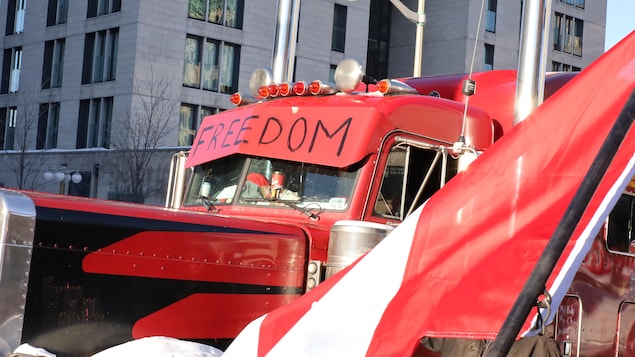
[0, 55, 608, 356]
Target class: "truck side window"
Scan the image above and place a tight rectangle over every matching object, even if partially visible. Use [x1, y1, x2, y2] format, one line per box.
[374, 144, 458, 221]
[607, 193, 635, 253]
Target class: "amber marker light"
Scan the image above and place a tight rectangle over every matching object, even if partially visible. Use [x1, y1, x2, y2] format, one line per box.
[377, 79, 391, 94]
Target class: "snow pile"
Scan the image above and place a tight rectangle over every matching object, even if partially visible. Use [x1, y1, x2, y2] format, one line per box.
[12, 344, 56, 357]
[91, 337, 224, 357]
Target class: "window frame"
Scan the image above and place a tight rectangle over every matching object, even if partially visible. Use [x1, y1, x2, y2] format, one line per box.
[87, 0, 121, 18]
[76, 97, 113, 149]
[553, 12, 583, 57]
[0, 107, 18, 150]
[331, 4, 347, 53]
[373, 138, 459, 222]
[37, 102, 60, 149]
[484, 43, 494, 70]
[187, 0, 244, 30]
[182, 35, 240, 93]
[42, 38, 65, 89]
[47, 0, 68, 26]
[82, 28, 119, 84]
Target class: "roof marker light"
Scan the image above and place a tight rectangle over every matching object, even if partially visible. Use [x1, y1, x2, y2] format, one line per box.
[258, 85, 270, 98]
[309, 80, 338, 95]
[293, 81, 309, 95]
[230, 92, 258, 106]
[268, 84, 280, 97]
[279, 82, 292, 96]
[377, 79, 418, 95]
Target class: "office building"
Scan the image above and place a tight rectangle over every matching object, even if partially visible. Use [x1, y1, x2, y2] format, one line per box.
[0, 0, 606, 204]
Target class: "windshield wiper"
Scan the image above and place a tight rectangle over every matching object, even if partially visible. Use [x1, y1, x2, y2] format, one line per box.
[242, 197, 323, 220]
[279, 200, 322, 220]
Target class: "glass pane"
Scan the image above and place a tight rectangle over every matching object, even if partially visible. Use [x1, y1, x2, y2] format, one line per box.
[219, 43, 235, 93]
[188, 0, 205, 20]
[185, 156, 359, 212]
[183, 37, 201, 87]
[375, 150, 406, 219]
[202, 40, 219, 91]
[185, 156, 247, 205]
[226, 0, 238, 28]
[209, 0, 224, 24]
[238, 158, 357, 210]
[178, 104, 195, 146]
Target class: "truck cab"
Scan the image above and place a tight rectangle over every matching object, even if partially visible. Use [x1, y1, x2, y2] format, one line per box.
[177, 61, 499, 271]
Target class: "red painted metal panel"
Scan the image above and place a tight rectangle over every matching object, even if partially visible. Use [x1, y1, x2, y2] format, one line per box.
[82, 231, 306, 287]
[132, 293, 300, 339]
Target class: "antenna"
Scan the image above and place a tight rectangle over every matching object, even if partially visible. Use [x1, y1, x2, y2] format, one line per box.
[455, 0, 487, 155]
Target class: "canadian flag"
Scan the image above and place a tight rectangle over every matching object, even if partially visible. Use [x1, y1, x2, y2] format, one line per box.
[223, 31, 635, 357]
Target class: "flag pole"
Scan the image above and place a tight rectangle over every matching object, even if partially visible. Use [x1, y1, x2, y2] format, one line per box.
[484, 88, 635, 357]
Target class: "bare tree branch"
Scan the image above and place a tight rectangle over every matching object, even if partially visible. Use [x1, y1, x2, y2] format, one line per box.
[6, 85, 48, 190]
[107, 67, 178, 203]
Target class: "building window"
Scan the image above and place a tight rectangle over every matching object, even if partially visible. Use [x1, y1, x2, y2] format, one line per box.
[366, 0, 391, 80]
[0, 107, 17, 150]
[179, 104, 196, 146]
[1, 47, 23, 94]
[559, 0, 584, 9]
[188, 0, 244, 29]
[484, 44, 494, 70]
[47, 0, 68, 26]
[42, 39, 65, 89]
[332, 4, 347, 52]
[87, 0, 121, 18]
[76, 97, 113, 148]
[179, 104, 218, 146]
[486, 0, 497, 33]
[5, 0, 26, 35]
[552, 61, 581, 72]
[82, 28, 119, 84]
[183, 35, 240, 94]
[554, 13, 583, 57]
[37, 103, 60, 149]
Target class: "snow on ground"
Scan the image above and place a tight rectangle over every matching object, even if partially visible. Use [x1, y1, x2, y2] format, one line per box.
[12, 337, 224, 357]
[92, 337, 224, 357]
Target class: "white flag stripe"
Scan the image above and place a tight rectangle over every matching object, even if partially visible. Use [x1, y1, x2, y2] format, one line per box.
[223, 207, 423, 356]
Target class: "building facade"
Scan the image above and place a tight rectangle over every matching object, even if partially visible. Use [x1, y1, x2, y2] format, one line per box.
[0, 0, 606, 205]
[369, 0, 605, 78]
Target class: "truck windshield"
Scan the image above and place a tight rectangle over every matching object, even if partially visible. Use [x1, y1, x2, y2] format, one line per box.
[184, 155, 359, 211]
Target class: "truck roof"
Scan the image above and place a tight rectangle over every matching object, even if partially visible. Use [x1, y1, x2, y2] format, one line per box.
[187, 91, 494, 169]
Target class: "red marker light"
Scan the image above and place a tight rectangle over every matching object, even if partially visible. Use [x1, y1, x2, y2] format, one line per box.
[309, 81, 322, 95]
[268, 84, 280, 97]
[279, 82, 292, 96]
[293, 81, 308, 95]
[258, 85, 270, 98]
[230, 93, 242, 105]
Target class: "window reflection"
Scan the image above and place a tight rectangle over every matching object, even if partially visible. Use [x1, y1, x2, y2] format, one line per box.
[184, 155, 359, 211]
